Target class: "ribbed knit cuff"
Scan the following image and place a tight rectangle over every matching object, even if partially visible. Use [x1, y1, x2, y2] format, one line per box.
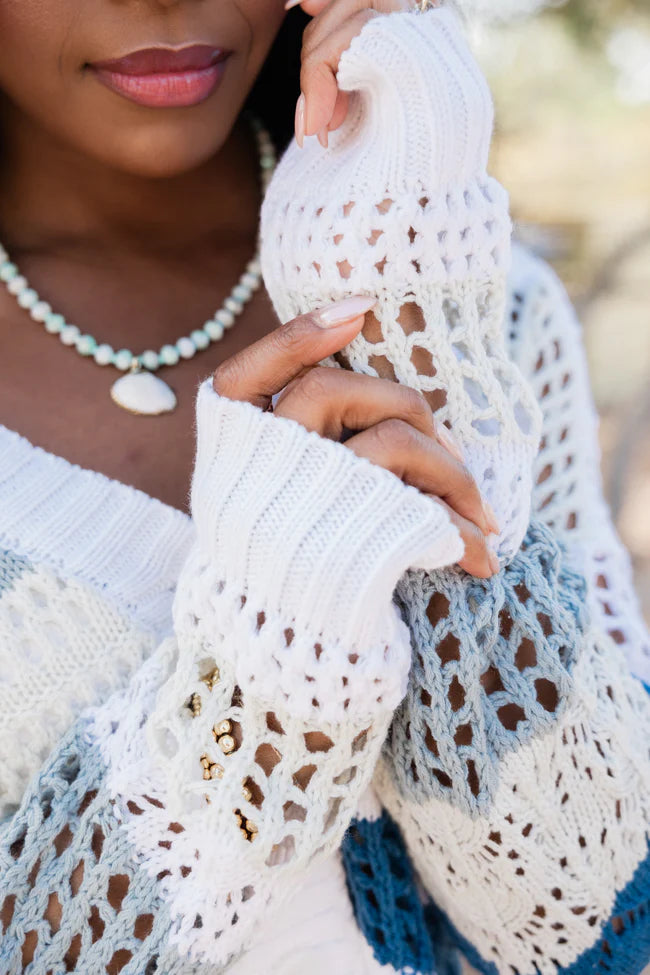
[337, 6, 494, 189]
[192, 379, 463, 650]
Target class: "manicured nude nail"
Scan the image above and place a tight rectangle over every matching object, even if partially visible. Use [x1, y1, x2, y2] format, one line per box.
[317, 296, 377, 327]
[436, 423, 464, 464]
[295, 93, 306, 148]
[317, 127, 329, 149]
[488, 551, 500, 576]
[483, 501, 500, 536]
[285, 0, 303, 8]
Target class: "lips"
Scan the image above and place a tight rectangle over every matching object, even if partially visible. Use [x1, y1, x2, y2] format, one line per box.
[90, 45, 231, 108]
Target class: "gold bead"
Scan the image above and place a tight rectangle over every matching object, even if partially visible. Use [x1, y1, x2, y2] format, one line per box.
[247, 821, 258, 839]
[242, 786, 252, 802]
[215, 719, 232, 736]
[201, 667, 220, 691]
[211, 763, 224, 780]
[200, 755, 210, 769]
[203, 769, 212, 781]
[188, 692, 202, 716]
[218, 734, 235, 755]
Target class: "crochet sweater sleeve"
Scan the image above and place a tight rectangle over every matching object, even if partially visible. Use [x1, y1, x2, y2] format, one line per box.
[506, 243, 650, 686]
[261, 4, 542, 563]
[0, 379, 462, 972]
[261, 8, 650, 974]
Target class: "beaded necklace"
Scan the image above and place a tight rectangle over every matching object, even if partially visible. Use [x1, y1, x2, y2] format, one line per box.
[0, 118, 276, 415]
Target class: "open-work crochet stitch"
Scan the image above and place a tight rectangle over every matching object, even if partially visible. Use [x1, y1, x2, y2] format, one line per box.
[1, 5, 649, 975]
[261, 5, 650, 973]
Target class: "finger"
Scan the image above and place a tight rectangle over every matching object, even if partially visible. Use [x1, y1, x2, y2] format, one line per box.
[328, 89, 349, 132]
[212, 296, 375, 408]
[300, 10, 378, 136]
[273, 367, 437, 440]
[301, 0, 408, 51]
[432, 499, 500, 579]
[344, 420, 491, 535]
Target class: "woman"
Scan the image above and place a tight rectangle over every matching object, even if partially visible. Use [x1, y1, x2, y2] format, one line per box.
[0, 1, 648, 974]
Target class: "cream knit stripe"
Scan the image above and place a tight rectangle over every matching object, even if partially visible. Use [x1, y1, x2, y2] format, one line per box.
[0, 552, 154, 820]
[375, 631, 650, 975]
[96, 641, 391, 966]
[0, 423, 192, 640]
[191, 380, 463, 662]
[261, 7, 542, 561]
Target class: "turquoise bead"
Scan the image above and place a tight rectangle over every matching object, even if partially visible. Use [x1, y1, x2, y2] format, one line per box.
[160, 344, 180, 367]
[113, 348, 134, 371]
[0, 262, 18, 283]
[94, 344, 113, 366]
[224, 297, 243, 314]
[44, 313, 65, 334]
[141, 350, 160, 371]
[76, 334, 97, 356]
[191, 329, 210, 350]
[232, 284, 252, 302]
[216, 309, 235, 328]
[60, 324, 81, 346]
[205, 320, 224, 341]
[17, 288, 39, 310]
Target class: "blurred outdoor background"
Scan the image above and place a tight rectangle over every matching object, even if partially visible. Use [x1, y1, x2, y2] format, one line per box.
[470, 0, 650, 623]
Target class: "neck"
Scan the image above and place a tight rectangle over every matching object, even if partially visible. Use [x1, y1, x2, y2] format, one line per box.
[0, 101, 261, 258]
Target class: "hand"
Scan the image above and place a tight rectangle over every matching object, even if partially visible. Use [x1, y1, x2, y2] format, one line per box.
[286, 0, 433, 146]
[212, 297, 500, 578]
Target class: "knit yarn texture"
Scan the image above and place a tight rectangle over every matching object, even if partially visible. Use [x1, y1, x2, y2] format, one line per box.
[1, 6, 649, 975]
[261, 5, 542, 562]
[260, 6, 650, 974]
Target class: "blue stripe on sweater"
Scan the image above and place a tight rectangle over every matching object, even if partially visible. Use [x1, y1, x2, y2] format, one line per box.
[341, 813, 436, 974]
[343, 808, 650, 975]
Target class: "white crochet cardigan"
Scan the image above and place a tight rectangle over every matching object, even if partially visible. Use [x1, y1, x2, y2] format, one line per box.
[0, 6, 648, 975]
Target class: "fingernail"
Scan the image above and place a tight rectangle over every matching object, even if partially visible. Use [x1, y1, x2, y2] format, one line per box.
[295, 93, 305, 148]
[436, 423, 464, 464]
[285, 0, 302, 8]
[317, 295, 376, 327]
[317, 126, 329, 149]
[483, 501, 500, 536]
[488, 551, 500, 576]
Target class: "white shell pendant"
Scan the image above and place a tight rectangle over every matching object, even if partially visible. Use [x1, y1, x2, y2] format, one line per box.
[110, 371, 177, 415]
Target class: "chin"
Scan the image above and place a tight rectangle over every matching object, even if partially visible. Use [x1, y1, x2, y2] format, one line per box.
[81, 115, 237, 179]
[113, 130, 231, 180]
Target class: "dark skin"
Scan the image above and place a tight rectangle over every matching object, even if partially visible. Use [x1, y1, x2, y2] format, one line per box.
[0, 0, 281, 512]
[0, 116, 271, 513]
[0, 0, 495, 573]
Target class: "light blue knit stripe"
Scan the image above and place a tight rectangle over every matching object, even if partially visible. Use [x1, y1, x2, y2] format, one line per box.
[388, 522, 586, 817]
[0, 721, 221, 975]
[427, 839, 650, 975]
[0, 547, 33, 595]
